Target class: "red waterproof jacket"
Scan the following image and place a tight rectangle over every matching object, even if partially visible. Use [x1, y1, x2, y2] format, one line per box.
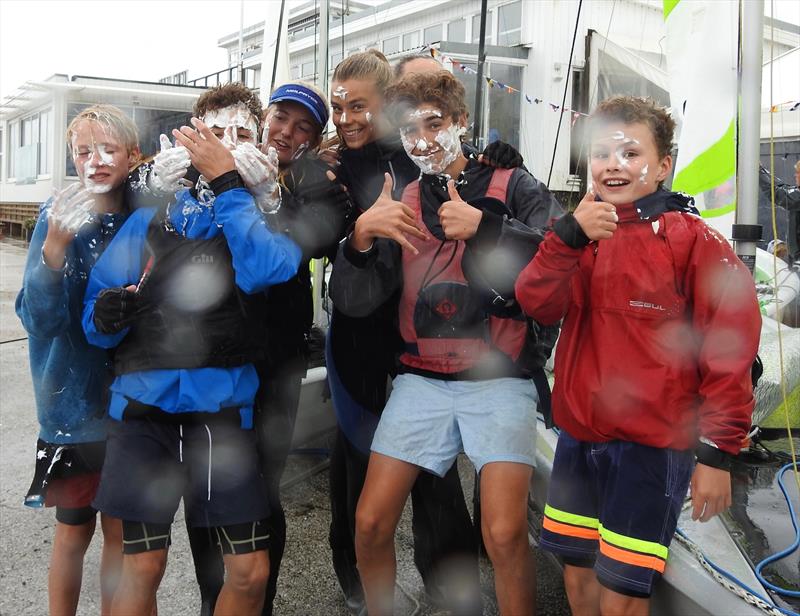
[514, 192, 761, 454]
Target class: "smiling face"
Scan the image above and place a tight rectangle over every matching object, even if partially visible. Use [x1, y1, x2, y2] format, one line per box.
[590, 121, 672, 205]
[330, 78, 383, 149]
[71, 120, 138, 194]
[398, 104, 466, 175]
[263, 100, 320, 166]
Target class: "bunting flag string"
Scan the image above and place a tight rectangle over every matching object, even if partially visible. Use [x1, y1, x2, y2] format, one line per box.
[428, 46, 589, 119]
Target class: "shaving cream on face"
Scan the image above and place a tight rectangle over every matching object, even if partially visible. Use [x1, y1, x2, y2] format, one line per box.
[202, 102, 259, 140]
[408, 108, 443, 120]
[402, 124, 465, 175]
[365, 111, 373, 124]
[83, 158, 114, 193]
[340, 112, 347, 123]
[639, 163, 649, 183]
[333, 86, 348, 100]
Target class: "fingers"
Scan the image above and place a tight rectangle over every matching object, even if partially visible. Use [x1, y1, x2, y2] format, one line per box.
[172, 127, 198, 151]
[381, 172, 394, 198]
[446, 179, 462, 202]
[159, 134, 172, 152]
[326, 170, 337, 182]
[391, 231, 419, 255]
[398, 221, 428, 241]
[190, 117, 215, 141]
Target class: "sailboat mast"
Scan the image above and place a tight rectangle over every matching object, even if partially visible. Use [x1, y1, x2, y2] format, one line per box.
[318, 0, 331, 96]
[472, 0, 488, 148]
[733, 0, 765, 275]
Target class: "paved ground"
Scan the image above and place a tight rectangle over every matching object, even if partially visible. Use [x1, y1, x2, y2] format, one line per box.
[0, 239, 569, 615]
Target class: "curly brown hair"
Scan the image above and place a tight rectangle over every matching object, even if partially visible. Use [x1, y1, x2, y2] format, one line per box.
[193, 83, 263, 130]
[590, 96, 675, 159]
[384, 70, 467, 127]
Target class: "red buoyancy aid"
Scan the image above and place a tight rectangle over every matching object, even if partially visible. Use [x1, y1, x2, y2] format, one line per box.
[398, 168, 528, 375]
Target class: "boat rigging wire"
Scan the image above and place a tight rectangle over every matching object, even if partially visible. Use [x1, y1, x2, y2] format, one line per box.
[546, 0, 583, 187]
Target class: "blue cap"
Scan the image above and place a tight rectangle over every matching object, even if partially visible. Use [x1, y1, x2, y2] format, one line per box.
[269, 83, 329, 131]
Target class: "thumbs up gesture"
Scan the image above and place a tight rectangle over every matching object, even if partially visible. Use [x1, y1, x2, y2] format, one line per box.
[573, 189, 618, 241]
[438, 180, 483, 240]
[351, 173, 428, 254]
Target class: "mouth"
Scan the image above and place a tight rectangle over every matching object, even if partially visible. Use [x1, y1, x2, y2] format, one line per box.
[602, 178, 630, 189]
[342, 127, 364, 140]
[271, 139, 291, 152]
[89, 172, 111, 181]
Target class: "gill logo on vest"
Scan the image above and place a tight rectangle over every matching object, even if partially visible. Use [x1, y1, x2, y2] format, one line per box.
[191, 254, 214, 264]
[435, 299, 458, 320]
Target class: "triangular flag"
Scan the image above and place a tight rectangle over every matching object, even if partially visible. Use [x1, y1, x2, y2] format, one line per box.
[525, 95, 532, 103]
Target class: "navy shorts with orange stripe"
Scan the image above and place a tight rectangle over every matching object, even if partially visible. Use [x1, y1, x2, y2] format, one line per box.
[540, 430, 694, 597]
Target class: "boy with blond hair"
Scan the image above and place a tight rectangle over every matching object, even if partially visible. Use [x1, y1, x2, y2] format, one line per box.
[515, 96, 761, 615]
[17, 104, 141, 615]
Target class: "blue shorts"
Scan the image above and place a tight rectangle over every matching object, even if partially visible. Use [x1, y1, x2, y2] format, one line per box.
[94, 410, 269, 528]
[540, 431, 694, 598]
[371, 373, 537, 477]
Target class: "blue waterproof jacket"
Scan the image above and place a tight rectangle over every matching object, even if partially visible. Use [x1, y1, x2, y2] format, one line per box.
[82, 185, 302, 428]
[16, 203, 129, 444]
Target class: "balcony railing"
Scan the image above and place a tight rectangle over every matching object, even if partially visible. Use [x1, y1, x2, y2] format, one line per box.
[187, 66, 259, 90]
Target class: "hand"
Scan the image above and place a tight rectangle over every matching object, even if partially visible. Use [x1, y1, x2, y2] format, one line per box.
[149, 135, 191, 195]
[172, 118, 235, 181]
[301, 170, 352, 212]
[318, 145, 341, 167]
[351, 173, 428, 254]
[232, 142, 281, 212]
[478, 140, 524, 169]
[690, 463, 732, 522]
[573, 190, 617, 241]
[438, 180, 483, 240]
[43, 184, 95, 267]
[93, 285, 139, 334]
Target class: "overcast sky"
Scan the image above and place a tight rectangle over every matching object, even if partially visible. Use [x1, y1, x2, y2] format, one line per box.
[1, 0, 798, 104]
[0, 0, 281, 99]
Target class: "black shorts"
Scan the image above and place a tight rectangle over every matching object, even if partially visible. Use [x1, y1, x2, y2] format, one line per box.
[93, 409, 269, 529]
[121, 519, 271, 555]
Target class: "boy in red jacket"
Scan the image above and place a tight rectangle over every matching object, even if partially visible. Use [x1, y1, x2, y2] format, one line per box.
[514, 96, 761, 615]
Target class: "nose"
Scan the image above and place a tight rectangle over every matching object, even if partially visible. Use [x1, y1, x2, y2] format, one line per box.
[88, 149, 103, 167]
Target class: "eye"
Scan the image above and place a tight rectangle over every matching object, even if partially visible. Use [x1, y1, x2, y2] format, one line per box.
[352, 104, 365, 112]
[591, 151, 607, 160]
[623, 150, 638, 159]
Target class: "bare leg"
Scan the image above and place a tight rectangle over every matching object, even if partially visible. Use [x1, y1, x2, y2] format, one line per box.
[49, 518, 96, 616]
[355, 453, 421, 616]
[563, 565, 601, 616]
[479, 462, 535, 616]
[600, 587, 649, 616]
[110, 550, 167, 616]
[99, 514, 122, 616]
[214, 551, 269, 616]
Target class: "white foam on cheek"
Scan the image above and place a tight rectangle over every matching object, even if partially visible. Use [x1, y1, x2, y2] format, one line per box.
[403, 124, 465, 175]
[333, 86, 348, 100]
[97, 143, 115, 166]
[202, 103, 259, 138]
[365, 111, 372, 124]
[415, 138, 428, 151]
[612, 130, 625, 140]
[640, 163, 649, 183]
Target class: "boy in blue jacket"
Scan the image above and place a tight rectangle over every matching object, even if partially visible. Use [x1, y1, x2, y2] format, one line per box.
[16, 105, 140, 615]
[82, 114, 301, 616]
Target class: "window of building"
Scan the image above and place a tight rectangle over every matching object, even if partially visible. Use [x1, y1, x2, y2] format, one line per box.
[0, 127, 4, 180]
[8, 121, 18, 178]
[423, 24, 442, 45]
[331, 52, 343, 68]
[13, 108, 52, 180]
[472, 11, 494, 44]
[383, 36, 400, 55]
[290, 65, 300, 79]
[302, 61, 315, 77]
[447, 18, 467, 43]
[347, 47, 361, 57]
[403, 31, 420, 49]
[498, 2, 522, 46]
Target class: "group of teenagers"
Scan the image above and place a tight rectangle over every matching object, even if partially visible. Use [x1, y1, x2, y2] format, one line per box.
[16, 47, 762, 616]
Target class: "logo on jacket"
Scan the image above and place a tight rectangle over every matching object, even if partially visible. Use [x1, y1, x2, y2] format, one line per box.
[629, 300, 665, 311]
[191, 254, 214, 264]
[435, 299, 458, 320]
